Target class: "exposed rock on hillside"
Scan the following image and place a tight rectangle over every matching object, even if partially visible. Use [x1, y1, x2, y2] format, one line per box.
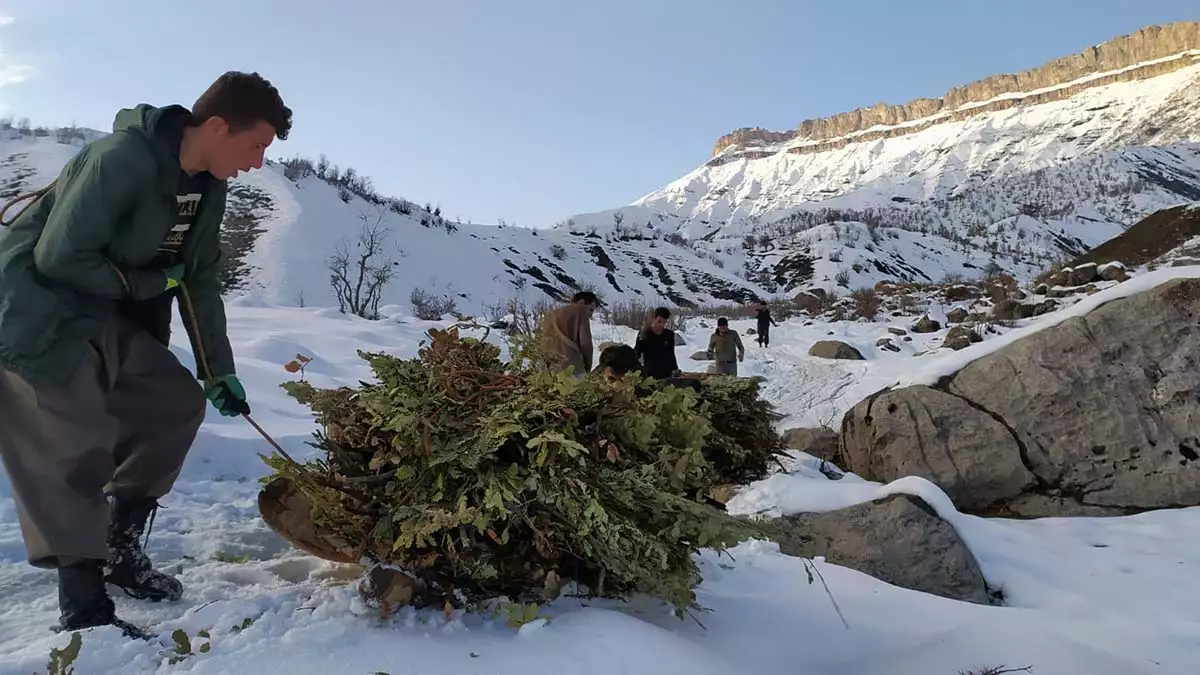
[1065, 203, 1200, 270]
[840, 277, 1200, 517]
[713, 22, 1200, 157]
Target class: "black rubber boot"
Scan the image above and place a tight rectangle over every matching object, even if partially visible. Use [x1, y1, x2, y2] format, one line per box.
[105, 497, 183, 602]
[58, 560, 151, 639]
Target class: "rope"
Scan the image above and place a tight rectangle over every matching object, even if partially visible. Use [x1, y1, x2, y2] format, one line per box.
[0, 180, 56, 227]
[178, 280, 301, 467]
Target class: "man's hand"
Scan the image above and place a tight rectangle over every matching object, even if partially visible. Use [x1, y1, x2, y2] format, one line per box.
[164, 263, 185, 292]
[204, 374, 250, 417]
[738, 354, 744, 363]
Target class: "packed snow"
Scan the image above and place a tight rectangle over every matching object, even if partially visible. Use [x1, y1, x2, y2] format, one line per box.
[3, 268, 1200, 674]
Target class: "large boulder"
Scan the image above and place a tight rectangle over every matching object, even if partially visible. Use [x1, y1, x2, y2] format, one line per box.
[809, 340, 865, 360]
[768, 494, 992, 604]
[781, 427, 839, 461]
[912, 316, 941, 333]
[941, 325, 982, 351]
[840, 277, 1200, 516]
[690, 350, 712, 361]
[841, 388, 1036, 511]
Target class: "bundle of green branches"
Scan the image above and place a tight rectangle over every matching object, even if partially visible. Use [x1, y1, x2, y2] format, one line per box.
[689, 376, 788, 486]
[269, 328, 763, 613]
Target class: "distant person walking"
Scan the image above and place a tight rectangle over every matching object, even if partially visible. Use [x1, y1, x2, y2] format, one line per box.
[707, 317, 745, 376]
[540, 291, 599, 377]
[754, 301, 778, 348]
[634, 307, 680, 379]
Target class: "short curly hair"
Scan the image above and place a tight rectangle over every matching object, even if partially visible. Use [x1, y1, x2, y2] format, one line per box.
[192, 71, 292, 140]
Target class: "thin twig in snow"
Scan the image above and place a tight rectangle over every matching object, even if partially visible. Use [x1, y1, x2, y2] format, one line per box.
[804, 558, 849, 629]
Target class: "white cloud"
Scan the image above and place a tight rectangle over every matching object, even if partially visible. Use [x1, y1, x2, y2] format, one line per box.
[0, 60, 33, 87]
[0, 14, 32, 88]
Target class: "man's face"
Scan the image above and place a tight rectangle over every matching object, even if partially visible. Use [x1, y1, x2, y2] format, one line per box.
[585, 301, 598, 317]
[717, 325, 727, 334]
[204, 118, 276, 180]
[650, 316, 667, 334]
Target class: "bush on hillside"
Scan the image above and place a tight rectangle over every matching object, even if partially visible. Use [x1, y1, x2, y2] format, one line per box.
[850, 287, 881, 320]
[410, 287, 458, 321]
[266, 328, 783, 613]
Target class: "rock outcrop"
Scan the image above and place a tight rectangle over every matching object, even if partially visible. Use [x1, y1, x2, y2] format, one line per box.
[768, 494, 993, 604]
[808, 340, 865, 360]
[840, 277, 1200, 517]
[712, 22, 1200, 159]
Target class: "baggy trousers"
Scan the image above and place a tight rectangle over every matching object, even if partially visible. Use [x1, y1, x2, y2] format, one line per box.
[715, 360, 738, 376]
[0, 314, 206, 568]
[756, 324, 770, 347]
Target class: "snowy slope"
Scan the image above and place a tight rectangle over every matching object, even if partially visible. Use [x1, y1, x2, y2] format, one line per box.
[0, 128, 770, 316]
[3, 269, 1200, 673]
[233, 166, 763, 312]
[563, 44, 1200, 292]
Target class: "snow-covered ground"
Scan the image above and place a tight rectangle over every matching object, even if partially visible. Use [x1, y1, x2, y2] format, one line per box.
[3, 271, 1200, 674]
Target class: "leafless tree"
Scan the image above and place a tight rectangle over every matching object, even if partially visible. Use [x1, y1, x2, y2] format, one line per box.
[328, 211, 398, 320]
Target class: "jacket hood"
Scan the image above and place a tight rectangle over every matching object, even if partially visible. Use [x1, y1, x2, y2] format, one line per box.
[111, 103, 191, 137]
[110, 104, 194, 188]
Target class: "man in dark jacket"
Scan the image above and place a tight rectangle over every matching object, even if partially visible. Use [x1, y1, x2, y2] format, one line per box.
[634, 306, 680, 379]
[0, 71, 291, 637]
[754, 301, 778, 347]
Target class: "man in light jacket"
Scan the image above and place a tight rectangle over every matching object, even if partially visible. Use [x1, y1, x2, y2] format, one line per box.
[706, 317, 745, 376]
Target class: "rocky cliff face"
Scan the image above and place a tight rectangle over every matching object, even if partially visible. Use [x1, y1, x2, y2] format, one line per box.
[712, 22, 1200, 158]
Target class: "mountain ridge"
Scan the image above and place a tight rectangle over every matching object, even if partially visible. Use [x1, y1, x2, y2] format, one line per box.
[712, 21, 1200, 159]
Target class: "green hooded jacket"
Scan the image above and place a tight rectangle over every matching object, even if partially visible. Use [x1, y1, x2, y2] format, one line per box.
[0, 104, 234, 385]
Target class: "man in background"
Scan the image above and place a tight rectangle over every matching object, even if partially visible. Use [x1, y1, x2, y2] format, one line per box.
[707, 318, 745, 376]
[754, 301, 778, 348]
[541, 291, 599, 377]
[634, 306, 680, 379]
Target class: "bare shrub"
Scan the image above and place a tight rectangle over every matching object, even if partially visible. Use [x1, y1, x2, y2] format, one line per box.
[834, 269, 851, 287]
[282, 156, 315, 181]
[55, 125, 85, 144]
[606, 298, 654, 331]
[505, 296, 557, 335]
[410, 287, 457, 321]
[850, 287, 882, 320]
[328, 212, 397, 320]
[549, 244, 567, 260]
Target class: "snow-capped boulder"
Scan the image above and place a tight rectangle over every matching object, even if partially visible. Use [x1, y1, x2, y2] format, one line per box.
[841, 277, 1200, 517]
[767, 494, 993, 604]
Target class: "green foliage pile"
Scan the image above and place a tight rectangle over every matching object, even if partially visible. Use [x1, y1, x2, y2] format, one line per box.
[688, 375, 788, 485]
[270, 328, 780, 613]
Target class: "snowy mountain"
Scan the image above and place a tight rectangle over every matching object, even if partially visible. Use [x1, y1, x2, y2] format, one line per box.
[0, 130, 766, 317]
[565, 22, 1200, 293]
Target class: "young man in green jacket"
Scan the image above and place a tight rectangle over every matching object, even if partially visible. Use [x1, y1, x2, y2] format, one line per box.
[0, 71, 291, 637]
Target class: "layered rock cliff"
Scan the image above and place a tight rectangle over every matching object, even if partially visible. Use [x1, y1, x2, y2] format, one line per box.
[712, 21, 1200, 159]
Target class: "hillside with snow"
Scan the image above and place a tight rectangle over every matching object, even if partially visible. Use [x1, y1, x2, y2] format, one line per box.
[0, 129, 768, 318]
[563, 23, 1200, 294]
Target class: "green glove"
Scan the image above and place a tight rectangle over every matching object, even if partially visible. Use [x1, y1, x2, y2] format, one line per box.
[204, 374, 250, 417]
[164, 263, 185, 291]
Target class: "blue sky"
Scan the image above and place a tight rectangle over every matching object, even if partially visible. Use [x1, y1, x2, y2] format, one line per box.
[0, 1, 1194, 227]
